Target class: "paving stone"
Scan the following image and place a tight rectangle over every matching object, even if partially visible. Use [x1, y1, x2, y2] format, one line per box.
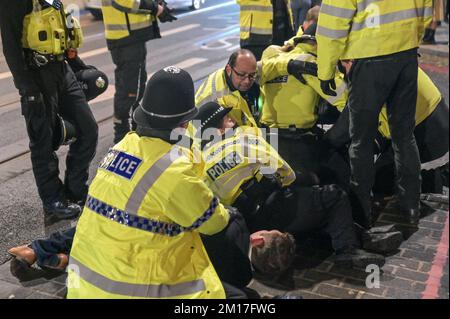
[301, 270, 342, 285]
[0, 280, 34, 299]
[25, 291, 60, 299]
[420, 220, 446, 231]
[34, 280, 66, 295]
[341, 277, 387, 296]
[419, 262, 433, 273]
[402, 248, 437, 261]
[379, 276, 415, 291]
[386, 257, 421, 271]
[359, 292, 389, 299]
[315, 284, 358, 299]
[385, 288, 423, 299]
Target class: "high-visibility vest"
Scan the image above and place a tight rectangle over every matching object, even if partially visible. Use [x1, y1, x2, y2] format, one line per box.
[378, 68, 442, 139]
[195, 68, 258, 127]
[317, 0, 433, 80]
[67, 132, 229, 299]
[101, 0, 159, 48]
[259, 42, 347, 129]
[237, 0, 294, 46]
[202, 126, 296, 205]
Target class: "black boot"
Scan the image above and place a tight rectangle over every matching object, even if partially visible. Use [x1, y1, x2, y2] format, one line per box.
[335, 247, 385, 269]
[422, 28, 436, 44]
[43, 200, 82, 221]
[361, 225, 404, 254]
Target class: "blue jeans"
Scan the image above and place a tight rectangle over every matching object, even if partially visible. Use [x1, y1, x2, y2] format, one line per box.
[31, 227, 75, 268]
[291, 0, 311, 31]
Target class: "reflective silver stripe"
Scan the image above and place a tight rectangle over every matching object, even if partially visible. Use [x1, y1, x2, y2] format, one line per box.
[129, 20, 152, 31]
[105, 24, 129, 31]
[70, 256, 206, 298]
[321, 3, 355, 19]
[352, 7, 431, 31]
[424, 6, 433, 18]
[317, 24, 350, 39]
[126, 149, 182, 215]
[241, 26, 272, 35]
[356, 0, 382, 12]
[240, 5, 272, 12]
[325, 81, 347, 105]
[195, 80, 208, 102]
[213, 165, 258, 199]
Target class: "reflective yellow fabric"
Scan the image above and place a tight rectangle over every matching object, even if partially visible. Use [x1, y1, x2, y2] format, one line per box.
[195, 68, 258, 127]
[237, 0, 294, 43]
[317, 0, 433, 80]
[378, 68, 442, 139]
[101, 0, 155, 40]
[67, 132, 228, 299]
[203, 126, 295, 205]
[260, 43, 347, 129]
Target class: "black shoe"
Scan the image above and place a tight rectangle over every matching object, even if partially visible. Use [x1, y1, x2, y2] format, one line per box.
[335, 248, 385, 269]
[273, 293, 303, 299]
[43, 200, 82, 221]
[362, 226, 404, 254]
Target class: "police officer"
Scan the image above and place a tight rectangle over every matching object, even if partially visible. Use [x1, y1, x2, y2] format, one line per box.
[67, 67, 249, 299]
[101, 0, 177, 143]
[196, 101, 387, 268]
[237, 0, 295, 60]
[317, 0, 433, 226]
[259, 23, 343, 176]
[0, 0, 98, 220]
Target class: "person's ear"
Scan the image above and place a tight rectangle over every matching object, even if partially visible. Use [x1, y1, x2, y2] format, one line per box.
[251, 236, 265, 248]
[225, 64, 232, 77]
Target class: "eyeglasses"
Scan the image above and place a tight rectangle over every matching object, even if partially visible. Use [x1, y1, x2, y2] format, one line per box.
[230, 66, 257, 81]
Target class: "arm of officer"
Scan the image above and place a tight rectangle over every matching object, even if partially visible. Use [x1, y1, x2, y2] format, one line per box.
[307, 73, 348, 110]
[0, 2, 40, 97]
[164, 161, 230, 236]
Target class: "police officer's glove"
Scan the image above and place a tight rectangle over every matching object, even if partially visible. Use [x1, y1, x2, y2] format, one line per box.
[158, 2, 177, 23]
[21, 93, 46, 118]
[320, 79, 337, 96]
[39, 0, 63, 10]
[287, 59, 318, 85]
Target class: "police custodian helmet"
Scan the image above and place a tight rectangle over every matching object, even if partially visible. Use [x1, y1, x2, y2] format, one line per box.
[133, 66, 198, 129]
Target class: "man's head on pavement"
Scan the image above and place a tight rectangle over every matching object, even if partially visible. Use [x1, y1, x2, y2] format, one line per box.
[133, 66, 198, 129]
[225, 49, 257, 92]
[250, 230, 296, 276]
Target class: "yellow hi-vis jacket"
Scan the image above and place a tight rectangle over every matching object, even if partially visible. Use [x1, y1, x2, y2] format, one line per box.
[378, 68, 442, 139]
[259, 43, 348, 129]
[101, 0, 160, 49]
[202, 126, 296, 205]
[195, 68, 258, 127]
[316, 0, 433, 80]
[238, 0, 294, 46]
[67, 132, 229, 299]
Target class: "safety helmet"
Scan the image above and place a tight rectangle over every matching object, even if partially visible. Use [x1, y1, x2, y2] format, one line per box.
[195, 101, 232, 131]
[133, 66, 198, 129]
[53, 114, 77, 151]
[75, 68, 109, 101]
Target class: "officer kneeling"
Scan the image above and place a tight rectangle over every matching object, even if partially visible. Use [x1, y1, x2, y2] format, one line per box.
[67, 67, 250, 299]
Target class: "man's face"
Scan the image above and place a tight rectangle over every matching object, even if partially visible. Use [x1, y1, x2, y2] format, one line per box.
[226, 54, 257, 92]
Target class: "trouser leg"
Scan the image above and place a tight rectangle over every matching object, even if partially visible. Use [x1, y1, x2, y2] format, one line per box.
[60, 63, 98, 203]
[31, 227, 76, 268]
[223, 282, 248, 299]
[24, 64, 66, 204]
[277, 133, 321, 175]
[385, 54, 421, 210]
[110, 42, 147, 144]
[348, 58, 396, 226]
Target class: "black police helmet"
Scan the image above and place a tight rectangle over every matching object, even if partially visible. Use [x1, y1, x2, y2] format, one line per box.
[133, 66, 198, 129]
[75, 69, 109, 101]
[195, 101, 232, 131]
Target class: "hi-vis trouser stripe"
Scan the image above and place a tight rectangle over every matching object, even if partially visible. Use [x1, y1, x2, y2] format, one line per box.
[69, 256, 206, 298]
[318, 5, 433, 39]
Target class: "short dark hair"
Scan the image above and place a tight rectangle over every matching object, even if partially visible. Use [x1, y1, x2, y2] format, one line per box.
[227, 49, 255, 68]
[251, 232, 296, 275]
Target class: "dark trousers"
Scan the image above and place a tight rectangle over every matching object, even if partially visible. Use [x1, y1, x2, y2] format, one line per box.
[31, 227, 75, 268]
[110, 41, 147, 143]
[22, 62, 98, 204]
[348, 49, 421, 222]
[246, 185, 360, 252]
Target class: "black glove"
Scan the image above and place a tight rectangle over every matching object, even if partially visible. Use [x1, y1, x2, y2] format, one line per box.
[20, 93, 46, 118]
[320, 79, 337, 96]
[39, 0, 63, 10]
[287, 59, 318, 85]
[158, 1, 177, 23]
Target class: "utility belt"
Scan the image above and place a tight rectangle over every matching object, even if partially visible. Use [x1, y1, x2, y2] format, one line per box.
[271, 125, 324, 141]
[27, 51, 65, 68]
